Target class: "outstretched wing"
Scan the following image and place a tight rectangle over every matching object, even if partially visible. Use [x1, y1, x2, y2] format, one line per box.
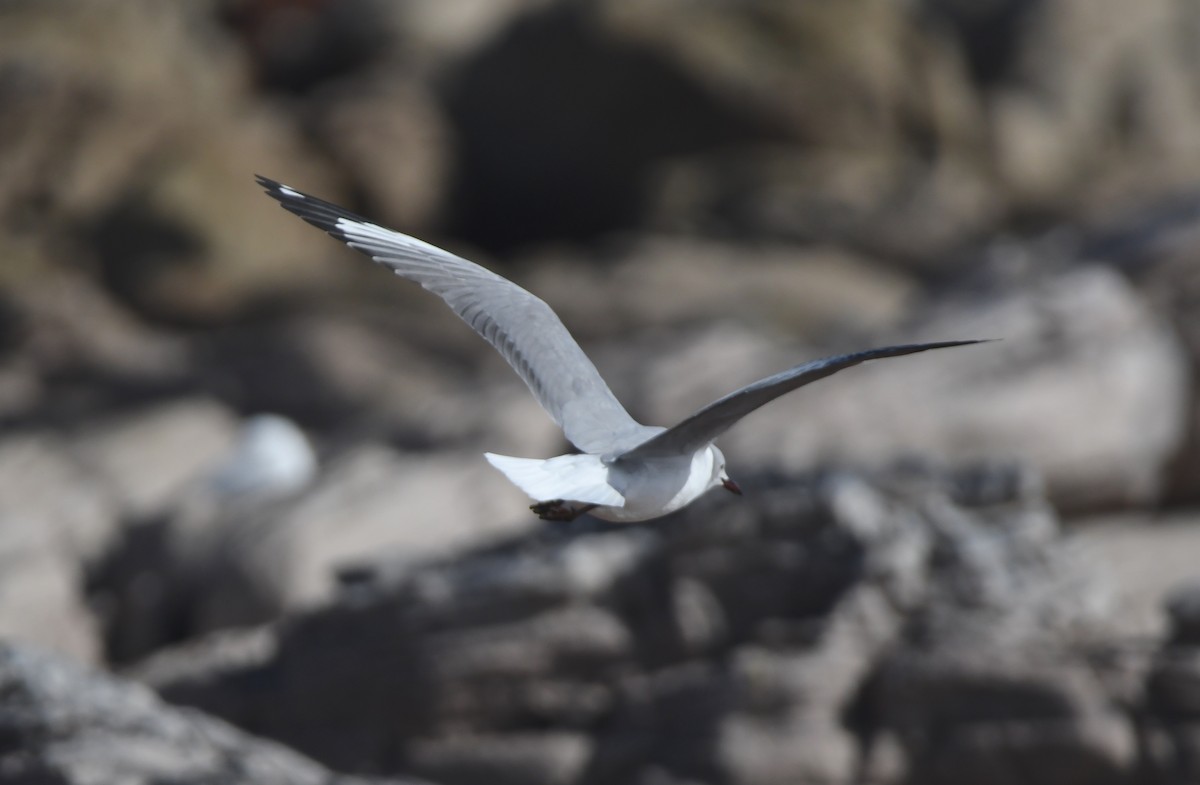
[616, 340, 987, 460]
[257, 175, 648, 454]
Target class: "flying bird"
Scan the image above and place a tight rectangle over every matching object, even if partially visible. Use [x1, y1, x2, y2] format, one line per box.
[257, 175, 982, 523]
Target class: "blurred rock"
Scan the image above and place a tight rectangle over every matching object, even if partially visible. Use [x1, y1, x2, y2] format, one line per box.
[0, 434, 120, 564]
[959, 0, 1200, 209]
[649, 151, 1002, 269]
[71, 397, 239, 519]
[717, 589, 897, 785]
[0, 273, 189, 427]
[194, 306, 563, 455]
[644, 266, 1188, 514]
[0, 543, 94, 662]
[84, 407, 304, 662]
[221, 0, 392, 92]
[439, 2, 781, 251]
[0, 397, 243, 666]
[407, 732, 591, 785]
[1102, 198, 1200, 506]
[524, 237, 918, 340]
[594, 1, 969, 150]
[0, 435, 112, 662]
[0, 0, 340, 321]
[639, 0, 1200, 254]
[909, 266, 1189, 512]
[1069, 512, 1200, 640]
[388, 0, 557, 67]
[138, 464, 1125, 784]
[0, 641, 412, 785]
[193, 309, 404, 431]
[1147, 648, 1200, 722]
[310, 74, 452, 233]
[1144, 581, 1200, 784]
[124, 624, 279, 725]
[874, 633, 1136, 785]
[191, 444, 535, 632]
[1166, 582, 1200, 647]
[195, 0, 1200, 265]
[865, 490, 1138, 785]
[555, 1, 994, 261]
[93, 440, 534, 663]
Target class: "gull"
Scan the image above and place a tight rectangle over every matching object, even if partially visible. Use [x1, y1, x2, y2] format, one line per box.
[257, 175, 983, 523]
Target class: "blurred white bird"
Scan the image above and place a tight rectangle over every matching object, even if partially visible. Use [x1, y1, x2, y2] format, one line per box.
[208, 414, 317, 500]
[258, 175, 982, 522]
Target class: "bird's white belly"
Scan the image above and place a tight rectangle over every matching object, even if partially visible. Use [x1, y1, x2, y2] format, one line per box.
[591, 449, 715, 523]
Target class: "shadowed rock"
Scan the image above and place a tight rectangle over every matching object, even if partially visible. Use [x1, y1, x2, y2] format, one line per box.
[0, 641, 426, 785]
[137, 464, 1130, 784]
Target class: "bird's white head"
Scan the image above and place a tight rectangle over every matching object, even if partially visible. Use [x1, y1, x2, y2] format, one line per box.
[708, 445, 742, 495]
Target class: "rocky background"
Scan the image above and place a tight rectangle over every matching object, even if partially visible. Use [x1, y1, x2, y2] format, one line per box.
[3, 0, 1200, 783]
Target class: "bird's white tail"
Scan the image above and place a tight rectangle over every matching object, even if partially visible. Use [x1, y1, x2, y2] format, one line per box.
[484, 453, 625, 507]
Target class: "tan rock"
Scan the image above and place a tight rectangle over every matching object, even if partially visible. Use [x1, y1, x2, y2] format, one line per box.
[0, 436, 117, 662]
[641, 267, 1188, 514]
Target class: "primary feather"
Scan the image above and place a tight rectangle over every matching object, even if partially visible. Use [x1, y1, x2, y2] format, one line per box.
[619, 341, 988, 460]
[256, 176, 654, 455]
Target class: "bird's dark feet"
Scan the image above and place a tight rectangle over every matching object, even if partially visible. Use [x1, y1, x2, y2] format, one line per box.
[531, 500, 596, 522]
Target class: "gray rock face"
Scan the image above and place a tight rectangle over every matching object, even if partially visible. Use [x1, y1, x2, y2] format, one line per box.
[1144, 580, 1200, 784]
[1123, 208, 1200, 507]
[84, 406, 314, 663]
[875, 636, 1136, 785]
[651, 266, 1189, 515]
[408, 733, 591, 785]
[72, 398, 240, 520]
[1068, 511, 1200, 641]
[94, 442, 535, 664]
[1166, 583, 1200, 647]
[0, 436, 117, 663]
[138, 464, 1136, 785]
[0, 642, 420, 785]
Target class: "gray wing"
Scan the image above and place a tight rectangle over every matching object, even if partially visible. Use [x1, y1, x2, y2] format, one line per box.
[616, 340, 987, 461]
[257, 175, 647, 454]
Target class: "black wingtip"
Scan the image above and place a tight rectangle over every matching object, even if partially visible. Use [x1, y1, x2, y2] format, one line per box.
[254, 174, 300, 205]
[253, 174, 376, 241]
[887, 338, 999, 355]
[843, 338, 997, 371]
[255, 174, 307, 204]
[923, 338, 999, 349]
